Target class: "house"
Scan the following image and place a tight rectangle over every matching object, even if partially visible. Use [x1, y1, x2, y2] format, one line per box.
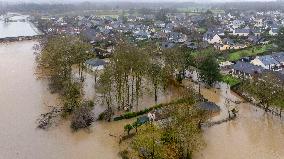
[208, 28, 225, 36]
[85, 59, 107, 71]
[247, 35, 266, 44]
[254, 18, 264, 27]
[154, 21, 166, 28]
[214, 43, 230, 51]
[231, 20, 245, 29]
[185, 41, 198, 50]
[203, 33, 222, 44]
[232, 29, 250, 36]
[232, 61, 264, 78]
[133, 31, 150, 41]
[251, 55, 281, 70]
[269, 28, 279, 36]
[232, 43, 247, 50]
[271, 52, 284, 66]
[251, 29, 262, 36]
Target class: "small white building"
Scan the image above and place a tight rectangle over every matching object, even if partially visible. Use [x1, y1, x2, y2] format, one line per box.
[232, 29, 250, 37]
[85, 59, 107, 71]
[269, 28, 278, 36]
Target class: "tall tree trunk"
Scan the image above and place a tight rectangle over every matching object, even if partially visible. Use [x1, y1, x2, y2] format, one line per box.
[135, 75, 141, 112]
[131, 76, 134, 109]
[154, 83, 158, 104]
[126, 75, 130, 109]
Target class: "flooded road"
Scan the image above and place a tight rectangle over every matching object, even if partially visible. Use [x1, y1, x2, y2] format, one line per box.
[0, 41, 134, 159]
[190, 81, 284, 159]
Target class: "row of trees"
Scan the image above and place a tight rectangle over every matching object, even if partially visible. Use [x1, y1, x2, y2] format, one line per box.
[97, 43, 164, 112]
[97, 42, 222, 114]
[239, 72, 284, 113]
[36, 35, 95, 130]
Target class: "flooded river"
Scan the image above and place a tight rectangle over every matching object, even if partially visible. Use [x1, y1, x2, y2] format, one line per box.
[0, 41, 134, 159]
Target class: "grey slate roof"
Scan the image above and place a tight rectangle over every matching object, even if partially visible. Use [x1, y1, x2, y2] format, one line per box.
[258, 55, 280, 66]
[271, 52, 284, 63]
[86, 59, 107, 67]
[197, 102, 220, 112]
[233, 61, 264, 75]
[235, 28, 250, 34]
[271, 28, 279, 33]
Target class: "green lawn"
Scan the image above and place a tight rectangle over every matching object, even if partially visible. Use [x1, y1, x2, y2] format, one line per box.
[221, 75, 241, 86]
[177, 8, 224, 14]
[227, 44, 272, 61]
[91, 10, 122, 18]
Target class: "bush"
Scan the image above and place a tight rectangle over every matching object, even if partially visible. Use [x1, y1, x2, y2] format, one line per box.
[222, 75, 241, 87]
[119, 150, 129, 159]
[71, 105, 94, 131]
[98, 108, 113, 121]
[124, 124, 133, 135]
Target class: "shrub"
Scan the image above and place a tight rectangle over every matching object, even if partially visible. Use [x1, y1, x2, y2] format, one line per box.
[119, 150, 129, 159]
[71, 105, 94, 131]
[124, 124, 133, 135]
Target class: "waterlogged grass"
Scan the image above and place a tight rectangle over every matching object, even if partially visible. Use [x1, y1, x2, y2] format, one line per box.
[222, 74, 241, 86]
[227, 44, 272, 61]
[113, 97, 195, 121]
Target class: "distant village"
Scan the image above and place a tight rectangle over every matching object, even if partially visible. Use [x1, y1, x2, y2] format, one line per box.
[30, 9, 284, 81]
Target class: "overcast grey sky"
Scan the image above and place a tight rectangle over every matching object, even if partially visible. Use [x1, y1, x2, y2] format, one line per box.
[1, 0, 277, 3]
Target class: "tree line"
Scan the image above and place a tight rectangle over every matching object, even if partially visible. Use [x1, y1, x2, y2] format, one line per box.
[36, 35, 95, 130]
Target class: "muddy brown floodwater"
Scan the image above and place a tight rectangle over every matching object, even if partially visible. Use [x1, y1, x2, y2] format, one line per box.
[188, 81, 284, 159]
[0, 41, 136, 159]
[1, 41, 284, 159]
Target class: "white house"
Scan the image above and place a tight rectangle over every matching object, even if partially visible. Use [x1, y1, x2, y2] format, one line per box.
[232, 28, 250, 36]
[251, 55, 281, 70]
[269, 28, 278, 36]
[203, 34, 222, 44]
[254, 18, 263, 27]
